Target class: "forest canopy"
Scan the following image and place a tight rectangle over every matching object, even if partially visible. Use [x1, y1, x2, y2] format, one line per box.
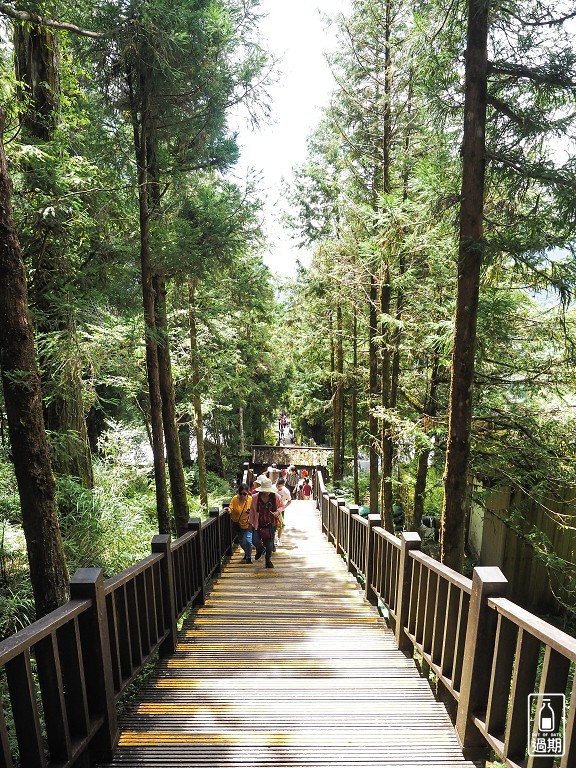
[0, 0, 575, 629]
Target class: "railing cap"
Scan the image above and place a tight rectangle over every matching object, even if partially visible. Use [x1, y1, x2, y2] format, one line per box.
[471, 565, 508, 590]
[70, 567, 104, 585]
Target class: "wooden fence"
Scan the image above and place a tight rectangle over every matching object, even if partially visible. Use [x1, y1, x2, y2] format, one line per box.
[0, 506, 233, 768]
[314, 470, 576, 768]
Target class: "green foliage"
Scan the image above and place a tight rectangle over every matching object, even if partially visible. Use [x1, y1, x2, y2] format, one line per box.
[57, 466, 158, 578]
[0, 461, 20, 525]
[0, 583, 36, 639]
[330, 471, 371, 507]
[184, 465, 232, 505]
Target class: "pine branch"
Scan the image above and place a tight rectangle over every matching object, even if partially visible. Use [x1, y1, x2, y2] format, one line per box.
[0, 3, 105, 38]
[501, 5, 576, 28]
[486, 94, 539, 131]
[486, 150, 576, 188]
[489, 61, 576, 89]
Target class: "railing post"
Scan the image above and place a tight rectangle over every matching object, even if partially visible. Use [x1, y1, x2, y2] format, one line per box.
[314, 465, 323, 509]
[188, 518, 206, 605]
[69, 568, 118, 762]
[327, 493, 337, 541]
[335, 497, 346, 554]
[394, 532, 421, 655]
[209, 507, 222, 573]
[222, 500, 232, 556]
[347, 505, 359, 572]
[365, 513, 381, 606]
[321, 492, 329, 532]
[151, 534, 177, 656]
[456, 566, 508, 758]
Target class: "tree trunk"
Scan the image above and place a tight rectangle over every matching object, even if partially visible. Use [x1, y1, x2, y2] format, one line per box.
[379, 263, 394, 532]
[14, 22, 59, 139]
[378, 0, 395, 531]
[189, 280, 208, 509]
[369, 272, 379, 512]
[239, 406, 246, 455]
[0, 109, 69, 618]
[178, 415, 192, 466]
[211, 410, 225, 478]
[154, 273, 190, 536]
[441, 0, 489, 572]
[42, 349, 94, 488]
[14, 21, 93, 488]
[129, 74, 170, 534]
[413, 353, 440, 530]
[333, 305, 344, 482]
[351, 309, 360, 505]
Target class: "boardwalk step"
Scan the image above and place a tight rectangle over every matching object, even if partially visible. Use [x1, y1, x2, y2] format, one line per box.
[96, 501, 476, 768]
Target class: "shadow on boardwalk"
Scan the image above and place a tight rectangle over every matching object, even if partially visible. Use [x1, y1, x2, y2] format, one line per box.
[97, 501, 477, 768]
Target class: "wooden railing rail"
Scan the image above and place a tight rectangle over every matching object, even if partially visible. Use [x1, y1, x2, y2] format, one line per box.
[371, 526, 401, 618]
[0, 504, 233, 768]
[406, 549, 473, 703]
[103, 547, 171, 698]
[312, 468, 575, 767]
[466, 595, 576, 767]
[348, 512, 368, 579]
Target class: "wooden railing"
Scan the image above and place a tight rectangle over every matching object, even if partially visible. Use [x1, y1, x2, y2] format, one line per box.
[0, 506, 233, 768]
[313, 469, 575, 767]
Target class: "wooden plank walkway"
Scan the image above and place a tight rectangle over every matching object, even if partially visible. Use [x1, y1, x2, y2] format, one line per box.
[97, 501, 478, 768]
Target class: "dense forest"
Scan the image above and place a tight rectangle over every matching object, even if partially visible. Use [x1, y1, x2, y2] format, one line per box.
[1, 0, 576, 635]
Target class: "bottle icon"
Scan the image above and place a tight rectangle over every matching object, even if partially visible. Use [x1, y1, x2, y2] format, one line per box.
[539, 699, 555, 732]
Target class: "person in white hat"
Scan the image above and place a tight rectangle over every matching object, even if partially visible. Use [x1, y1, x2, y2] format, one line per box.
[248, 476, 284, 568]
[251, 474, 267, 495]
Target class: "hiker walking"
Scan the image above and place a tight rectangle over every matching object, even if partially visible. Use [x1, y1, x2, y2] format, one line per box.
[249, 477, 284, 569]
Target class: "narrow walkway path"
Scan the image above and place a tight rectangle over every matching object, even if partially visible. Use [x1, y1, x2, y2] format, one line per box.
[98, 501, 477, 767]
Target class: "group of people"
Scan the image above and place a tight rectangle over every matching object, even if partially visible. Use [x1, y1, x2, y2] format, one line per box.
[225, 466, 313, 569]
[266, 463, 312, 500]
[277, 412, 295, 445]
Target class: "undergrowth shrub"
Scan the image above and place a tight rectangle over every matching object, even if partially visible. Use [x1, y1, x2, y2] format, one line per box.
[76, 458, 158, 576]
[184, 465, 233, 511]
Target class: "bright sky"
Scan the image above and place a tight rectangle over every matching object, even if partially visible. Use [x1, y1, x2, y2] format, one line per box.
[231, 0, 350, 277]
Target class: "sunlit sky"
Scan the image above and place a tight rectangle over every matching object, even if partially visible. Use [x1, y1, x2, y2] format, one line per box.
[231, 0, 350, 277]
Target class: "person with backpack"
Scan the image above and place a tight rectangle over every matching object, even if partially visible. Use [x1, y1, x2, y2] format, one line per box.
[274, 476, 292, 546]
[225, 483, 253, 563]
[249, 477, 284, 568]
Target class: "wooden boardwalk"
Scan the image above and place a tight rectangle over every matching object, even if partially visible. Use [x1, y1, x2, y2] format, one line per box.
[97, 501, 478, 768]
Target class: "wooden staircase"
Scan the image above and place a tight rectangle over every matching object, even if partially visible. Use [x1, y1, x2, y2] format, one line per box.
[97, 501, 478, 767]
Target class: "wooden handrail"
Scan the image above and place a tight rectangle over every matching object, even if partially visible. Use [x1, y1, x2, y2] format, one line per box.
[488, 597, 576, 658]
[312, 468, 575, 767]
[0, 599, 91, 664]
[103, 552, 163, 594]
[410, 548, 473, 593]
